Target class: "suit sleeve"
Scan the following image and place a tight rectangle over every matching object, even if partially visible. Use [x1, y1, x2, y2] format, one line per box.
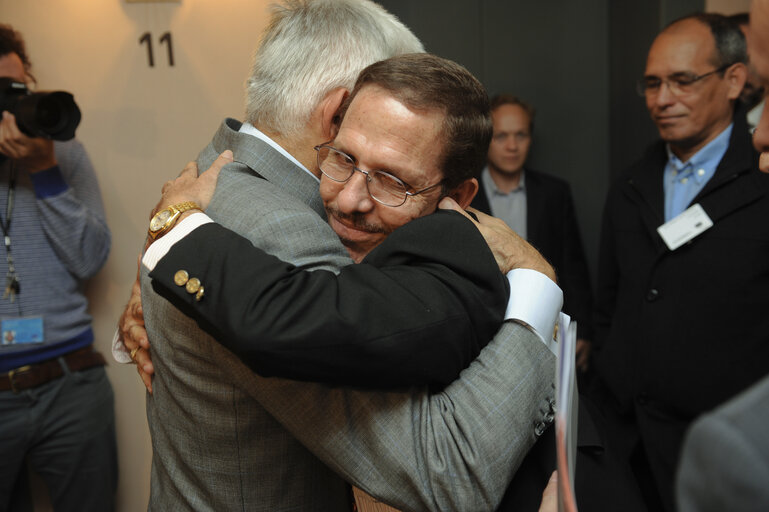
[676, 412, 769, 512]
[149, 209, 509, 389]
[226, 319, 556, 512]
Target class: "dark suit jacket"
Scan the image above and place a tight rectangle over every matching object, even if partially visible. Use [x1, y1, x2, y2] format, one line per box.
[471, 169, 594, 340]
[150, 208, 509, 389]
[498, 397, 647, 512]
[592, 110, 769, 511]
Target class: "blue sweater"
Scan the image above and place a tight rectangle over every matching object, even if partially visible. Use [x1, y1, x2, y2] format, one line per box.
[0, 139, 110, 372]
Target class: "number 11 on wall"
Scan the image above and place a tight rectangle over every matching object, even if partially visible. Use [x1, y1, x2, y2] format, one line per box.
[139, 32, 174, 67]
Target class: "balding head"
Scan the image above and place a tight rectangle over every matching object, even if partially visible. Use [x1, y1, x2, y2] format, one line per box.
[642, 14, 747, 161]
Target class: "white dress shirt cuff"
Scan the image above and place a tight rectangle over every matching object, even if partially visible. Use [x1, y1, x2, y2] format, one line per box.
[504, 268, 563, 344]
[113, 213, 213, 363]
[112, 329, 132, 363]
[142, 212, 214, 271]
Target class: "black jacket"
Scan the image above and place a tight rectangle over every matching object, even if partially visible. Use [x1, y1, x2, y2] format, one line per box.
[471, 169, 594, 340]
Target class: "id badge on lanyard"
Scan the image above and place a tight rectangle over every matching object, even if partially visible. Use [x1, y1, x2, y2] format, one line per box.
[1, 316, 44, 345]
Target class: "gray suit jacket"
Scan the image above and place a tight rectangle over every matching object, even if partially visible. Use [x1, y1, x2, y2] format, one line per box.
[143, 119, 555, 512]
[676, 373, 769, 512]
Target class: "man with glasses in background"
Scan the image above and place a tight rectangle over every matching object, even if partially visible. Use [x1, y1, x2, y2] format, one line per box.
[590, 12, 769, 512]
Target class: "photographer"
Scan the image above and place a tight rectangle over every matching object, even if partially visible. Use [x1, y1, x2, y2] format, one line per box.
[0, 24, 115, 511]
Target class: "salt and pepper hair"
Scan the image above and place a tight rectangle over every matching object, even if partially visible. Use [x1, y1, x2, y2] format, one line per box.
[668, 13, 747, 69]
[338, 53, 492, 191]
[245, 0, 423, 138]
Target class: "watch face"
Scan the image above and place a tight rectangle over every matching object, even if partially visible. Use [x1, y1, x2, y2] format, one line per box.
[150, 209, 173, 231]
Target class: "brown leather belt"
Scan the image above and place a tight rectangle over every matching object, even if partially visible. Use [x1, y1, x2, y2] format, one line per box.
[0, 346, 106, 393]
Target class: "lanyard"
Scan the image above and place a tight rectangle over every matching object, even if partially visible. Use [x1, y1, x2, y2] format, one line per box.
[1, 163, 20, 303]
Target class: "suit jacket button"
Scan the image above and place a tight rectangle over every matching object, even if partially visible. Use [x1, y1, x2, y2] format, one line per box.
[186, 277, 202, 294]
[646, 288, 659, 301]
[174, 270, 189, 286]
[535, 421, 548, 436]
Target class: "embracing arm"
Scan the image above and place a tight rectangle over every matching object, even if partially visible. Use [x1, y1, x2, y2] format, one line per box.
[231, 320, 556, 512]
[148, 209, 509, 388]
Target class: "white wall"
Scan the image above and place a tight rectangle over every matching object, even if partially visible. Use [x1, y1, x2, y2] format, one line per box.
[1, 1, 270, 509]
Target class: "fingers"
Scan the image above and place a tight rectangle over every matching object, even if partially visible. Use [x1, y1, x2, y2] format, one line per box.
[177, 160, 199, 178]
[438, 197, 480, 225]
[132, 346, 154, 375]
[759, 152, 769, 173]
[538, 471, 558, 512]
[575, 339, 591, 371]
[0, 112, 27, 159]
[136, 363, 153, 394]
[204, 149, 233, 176]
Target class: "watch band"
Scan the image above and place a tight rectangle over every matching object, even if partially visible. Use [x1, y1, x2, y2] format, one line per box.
[148, 201, 202, 241]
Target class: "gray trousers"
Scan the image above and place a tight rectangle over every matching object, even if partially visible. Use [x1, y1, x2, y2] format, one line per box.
[0, 363, 117, 512]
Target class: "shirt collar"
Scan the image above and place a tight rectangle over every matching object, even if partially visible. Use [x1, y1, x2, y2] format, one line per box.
[482, 166, 526, 197]
[238, 122, 319, 182]
[665, 123, 733, 185]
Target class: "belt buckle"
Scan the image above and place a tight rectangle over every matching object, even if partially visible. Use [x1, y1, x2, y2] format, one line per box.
[8, 365, 32, 393]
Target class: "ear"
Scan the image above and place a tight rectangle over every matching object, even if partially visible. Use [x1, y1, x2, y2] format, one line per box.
[447, 178, 479, 209]
[724, 62, 748, 101]
[319, 87, 348, 141]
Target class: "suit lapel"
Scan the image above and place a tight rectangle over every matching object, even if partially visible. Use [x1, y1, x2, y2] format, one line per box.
[625, 143, 667, 239]
[626, 111, 763, 253]
[210, 118, 326, 219]
[525, 170, 544, 243]
[691, 112, 762, 223]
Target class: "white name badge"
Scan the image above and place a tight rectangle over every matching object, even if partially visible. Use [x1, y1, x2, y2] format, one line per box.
[657, 203, 713, 251]
[1, 316, 44, 345]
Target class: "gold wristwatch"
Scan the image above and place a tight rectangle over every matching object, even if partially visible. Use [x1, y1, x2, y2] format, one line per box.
[148, 201, 201, 240]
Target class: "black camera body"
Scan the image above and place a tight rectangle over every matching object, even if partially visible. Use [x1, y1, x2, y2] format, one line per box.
[0, 77, 81, 141]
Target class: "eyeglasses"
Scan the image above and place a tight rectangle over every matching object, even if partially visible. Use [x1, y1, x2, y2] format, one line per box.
[636, 64, 731, 97]
[314, 144, 443, 207]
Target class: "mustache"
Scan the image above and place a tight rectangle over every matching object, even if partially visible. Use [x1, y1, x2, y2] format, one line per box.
[325, 205, 389, 235]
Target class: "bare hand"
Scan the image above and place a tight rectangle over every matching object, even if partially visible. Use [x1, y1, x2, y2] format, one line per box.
[576, 338, 591, 372]
[538, 471, 558, 512]
[119, 256, 153, 393]
[760, 152, 769, 173]
[151, 150, 234, 218]
[0, 111, 56, 172]
[438, 197, 556, 282]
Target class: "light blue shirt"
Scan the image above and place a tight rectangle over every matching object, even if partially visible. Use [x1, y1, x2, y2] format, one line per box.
[481, 166, 527, 239]
[663, 124, 732, 221]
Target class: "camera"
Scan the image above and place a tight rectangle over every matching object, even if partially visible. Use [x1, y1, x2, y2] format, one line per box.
[0, 77, 81, 141]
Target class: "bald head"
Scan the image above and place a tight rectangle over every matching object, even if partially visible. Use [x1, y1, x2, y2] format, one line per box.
[643, 15, 747, 161]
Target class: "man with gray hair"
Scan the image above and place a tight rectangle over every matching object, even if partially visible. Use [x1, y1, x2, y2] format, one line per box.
[120, 1, 560, 510]
[592, 12, 769, 512]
